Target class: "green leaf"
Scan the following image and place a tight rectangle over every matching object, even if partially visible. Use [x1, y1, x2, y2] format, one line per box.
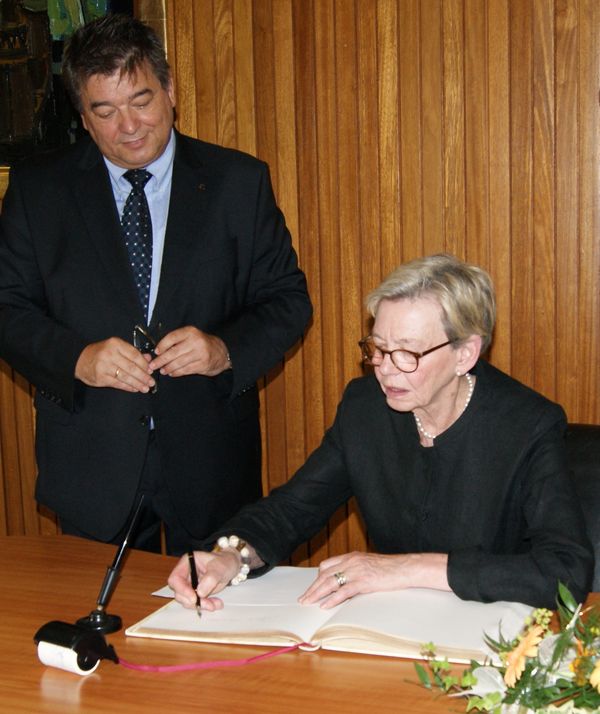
[431, 658, 451, 673]
[420, 641, 437, 657]
[461, 671, 478, 688]
[557, 581, 579, 614]
[441, 674, 458, 690]
[413, 662, 431, 689]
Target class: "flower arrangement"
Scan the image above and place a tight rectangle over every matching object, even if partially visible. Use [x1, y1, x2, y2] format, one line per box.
[415, 584, 600, 713]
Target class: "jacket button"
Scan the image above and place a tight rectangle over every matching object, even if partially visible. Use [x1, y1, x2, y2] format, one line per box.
[139, 415, 150, 427]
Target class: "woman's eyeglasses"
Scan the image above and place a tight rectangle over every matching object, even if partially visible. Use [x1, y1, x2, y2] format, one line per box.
[358, 336, 454, 373]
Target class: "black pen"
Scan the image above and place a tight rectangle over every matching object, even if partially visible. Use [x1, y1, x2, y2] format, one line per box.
[187, 551, 202, 618]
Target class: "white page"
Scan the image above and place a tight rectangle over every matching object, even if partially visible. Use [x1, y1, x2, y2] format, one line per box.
[134, 567, 531, 658]
[153, 566, 319, 606]
[316, 588, 531, 659]
[127, 598, 336, 645]
[130, 567, 340, 644]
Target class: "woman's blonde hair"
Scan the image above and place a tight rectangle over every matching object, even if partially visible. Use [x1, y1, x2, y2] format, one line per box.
[365, 254, 496, 352]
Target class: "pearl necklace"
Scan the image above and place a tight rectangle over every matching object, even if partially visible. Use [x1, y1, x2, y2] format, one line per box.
[413, 373, 474, 441]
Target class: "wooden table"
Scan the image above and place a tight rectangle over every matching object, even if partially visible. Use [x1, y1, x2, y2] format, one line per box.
[1, 536, 595, 714]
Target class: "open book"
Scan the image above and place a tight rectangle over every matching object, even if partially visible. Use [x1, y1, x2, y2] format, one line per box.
[125, 566, 532, 664]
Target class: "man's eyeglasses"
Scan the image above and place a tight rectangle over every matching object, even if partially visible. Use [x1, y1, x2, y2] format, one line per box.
[133, 324, 157, 356]
[358, 336, 454, 373]
[133, 324, 158, 393]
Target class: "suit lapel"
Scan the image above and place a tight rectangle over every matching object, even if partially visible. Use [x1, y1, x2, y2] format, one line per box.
[69, 139, 144, 321]
[150, 135, 211, 330]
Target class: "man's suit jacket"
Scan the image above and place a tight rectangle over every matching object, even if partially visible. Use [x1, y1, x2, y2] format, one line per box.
[0, 131, 312, 540]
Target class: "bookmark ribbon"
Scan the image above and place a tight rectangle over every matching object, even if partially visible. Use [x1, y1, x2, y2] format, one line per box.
[118, 642, 308, 673]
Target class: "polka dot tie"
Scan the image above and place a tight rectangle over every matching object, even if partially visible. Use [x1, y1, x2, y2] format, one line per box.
[121, 169, 153, 319]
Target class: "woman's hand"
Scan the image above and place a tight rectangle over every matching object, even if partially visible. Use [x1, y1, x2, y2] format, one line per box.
[167, 550, 241, 611]
[298, 551, 450, 609]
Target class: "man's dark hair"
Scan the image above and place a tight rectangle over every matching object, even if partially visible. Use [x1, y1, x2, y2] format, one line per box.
[62, 14, 171, 113]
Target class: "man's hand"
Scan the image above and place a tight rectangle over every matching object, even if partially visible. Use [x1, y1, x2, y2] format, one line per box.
[75, 337, 155, 392]
[149, 326, 231, 377]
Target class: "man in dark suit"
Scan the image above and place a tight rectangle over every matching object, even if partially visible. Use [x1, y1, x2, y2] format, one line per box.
[0, 14, 312, 554]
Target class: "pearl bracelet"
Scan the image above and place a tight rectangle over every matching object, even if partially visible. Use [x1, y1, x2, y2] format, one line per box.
[213, 535, 251, 585]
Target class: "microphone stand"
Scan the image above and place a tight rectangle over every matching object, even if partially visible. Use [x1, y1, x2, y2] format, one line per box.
[76, 494, 146, 634]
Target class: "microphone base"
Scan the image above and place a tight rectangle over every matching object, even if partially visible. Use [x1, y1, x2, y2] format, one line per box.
[76, 609, 122, 634]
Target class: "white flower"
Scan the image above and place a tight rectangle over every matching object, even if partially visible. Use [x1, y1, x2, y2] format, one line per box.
[537, 633, 577, 682]
[448, 665, 507, 698]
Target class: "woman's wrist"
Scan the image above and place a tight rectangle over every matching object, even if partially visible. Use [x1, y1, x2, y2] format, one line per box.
[212, 535, 252, 585]
[405, 552, 450, 590]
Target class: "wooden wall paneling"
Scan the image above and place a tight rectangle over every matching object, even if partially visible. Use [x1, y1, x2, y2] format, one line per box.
[250, 1, 283, 502]
[253, 0, 293, 503]
[376, 1, 401, 275]
[290, 0, 323, 566]
[270, 0, 307, 489]
[314, 0, 344, 433]
[532, 0, 557, 398]
[420, 0, 444, 257]
[311, 0, 346, 565]
[510, 0, 535, 388]
[577, 0, 600, 421]
[0, 363, 24, 535]
[0, 447, 5, 534]
[554, 0, 579, 417]
[135, 0, 167, 44]
[335, 0, 367, 556]
[169, 0, 198, 138]
[442, 0, 466, 258]
[13, 373, 38, 534]
[356, 0, 382, 329]
[0, 363, 55, 536]
[398, 0, 423, 260]
[214, 0, 237, 148]
[464, 0, 489, 269]
[336, 0, 362, 388]
[233, 0, 257, 156]
[487, 0, 511, 373]
[0, 362, 15, 535]
[192, 2, 216, 144]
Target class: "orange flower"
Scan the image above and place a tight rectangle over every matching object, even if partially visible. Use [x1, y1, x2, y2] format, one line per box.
[590, 660, 600, 693]
[570, 638, 594, 686]
[503, 624, 544, 687]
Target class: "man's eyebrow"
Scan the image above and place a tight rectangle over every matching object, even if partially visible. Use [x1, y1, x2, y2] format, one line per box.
[89, 88, 154, 110]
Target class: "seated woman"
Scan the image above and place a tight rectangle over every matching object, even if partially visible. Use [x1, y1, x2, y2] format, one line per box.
[169, 254, 593, 610]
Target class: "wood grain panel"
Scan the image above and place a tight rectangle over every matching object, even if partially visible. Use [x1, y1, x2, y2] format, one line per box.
[442, 0, 466, 258]
[510, 0, 535, 387]
[532, 0, 556, 397]
[377, 0, 402, 272]
[555, 0, 580, 416]
[420, 0, 444, 257]
[356, 0, 381, 331]
[464, 0, 489, 268]
[398, 0, 423, 259]
[1, 1, 599, 556]
[487, 0, 511, 372]
[577, 0, 600, 420]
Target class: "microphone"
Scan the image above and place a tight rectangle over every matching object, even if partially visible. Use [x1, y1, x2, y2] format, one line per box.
[34, 495, 147, 674]
[75, 493, 146, 634]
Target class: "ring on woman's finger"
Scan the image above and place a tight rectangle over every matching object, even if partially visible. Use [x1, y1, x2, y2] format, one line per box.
[115, 368, 120, 379]
[334, 571, 347, 587]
